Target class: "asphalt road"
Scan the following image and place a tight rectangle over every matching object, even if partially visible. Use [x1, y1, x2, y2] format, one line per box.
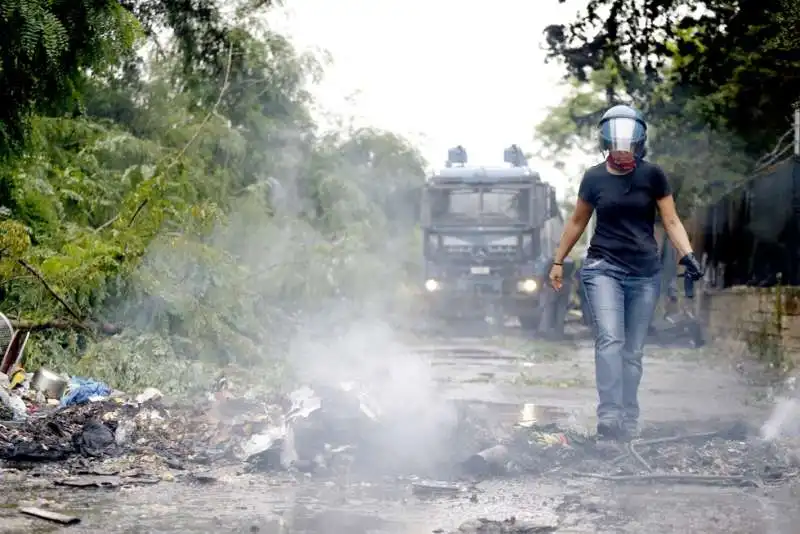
[3, 331, 799, 533]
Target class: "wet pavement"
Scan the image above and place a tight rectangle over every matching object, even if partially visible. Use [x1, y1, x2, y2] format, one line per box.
[3, 331, 800, 533]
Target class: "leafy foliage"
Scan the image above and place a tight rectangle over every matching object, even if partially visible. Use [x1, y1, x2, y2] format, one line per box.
[0, 1, 427, 394]
[539, 0, 799, 215]
[0, 0, 140, 155]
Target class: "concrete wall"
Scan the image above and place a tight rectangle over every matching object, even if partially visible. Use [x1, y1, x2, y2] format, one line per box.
[704, 285, 800, 368]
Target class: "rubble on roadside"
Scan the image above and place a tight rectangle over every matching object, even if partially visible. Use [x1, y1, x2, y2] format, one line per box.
[3, 365, 800, 492]
[0, 367, 493, 480]
[439, 516, 559, 534]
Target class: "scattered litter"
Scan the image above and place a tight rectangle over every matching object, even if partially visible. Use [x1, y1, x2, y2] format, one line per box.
[0, 362, 796, 502]
[461, 444, 510, 476]
[517, 403, 537, 428]
[0, 388, 27, 420]
[30, 368, 69, 400]
[55, 475, 122, 488]
[135, 387, 163, 404]
[114, 419, 136, 446]
[9, 368, 26, 389]
[74, 419, 116, 457]
[19, 507, 81, 525]
[190, 471, 217, 484]
[60, 377, 111, 407]
[447, 516, 558, 533]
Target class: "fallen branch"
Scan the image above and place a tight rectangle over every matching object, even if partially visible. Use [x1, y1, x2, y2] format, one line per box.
[96, 44, 234, 233]
[611, 431, 720, 464]
[127, 198, 148, 227]
[626, 442, 652, 473]
[16, 259, 82, 322]
[171, 45, 233, 166]
[634, 431, 720, 447]
[9, 319, 121, 335]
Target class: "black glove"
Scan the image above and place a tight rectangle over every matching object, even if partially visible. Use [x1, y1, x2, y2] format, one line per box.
[679, 252, 703, 281]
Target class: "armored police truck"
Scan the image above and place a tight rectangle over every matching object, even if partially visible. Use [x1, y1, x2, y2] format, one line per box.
[420, 145, 566, 331]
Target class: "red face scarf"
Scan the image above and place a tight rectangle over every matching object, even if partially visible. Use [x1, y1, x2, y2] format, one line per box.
[607, 150, 636, 172]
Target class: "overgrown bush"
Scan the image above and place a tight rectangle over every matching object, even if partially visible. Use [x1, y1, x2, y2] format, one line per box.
[0, 3, 426, 394]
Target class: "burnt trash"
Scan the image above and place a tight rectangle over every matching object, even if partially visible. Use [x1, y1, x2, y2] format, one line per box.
[242, 383, 381, 474]
[461, 444, 511, 477]
[242, 426, 290, 472]
[0, 387, 28, 421]
[19, 507, 81, 525]
[1, 401, 121, 462]
[73, 418, 116, 457]
[449, 517, 558, 533]
[0, 438, 74, 462]
[54, 475, 122, 488]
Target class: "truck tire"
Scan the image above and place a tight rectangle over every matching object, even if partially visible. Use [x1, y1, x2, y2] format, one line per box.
[518, 313, 540, 331]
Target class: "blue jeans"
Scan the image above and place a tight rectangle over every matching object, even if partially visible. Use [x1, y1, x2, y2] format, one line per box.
[580, 258, 660, 427]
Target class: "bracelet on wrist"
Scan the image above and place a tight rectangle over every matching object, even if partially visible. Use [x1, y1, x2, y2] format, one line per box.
[552, 261, 563, 266]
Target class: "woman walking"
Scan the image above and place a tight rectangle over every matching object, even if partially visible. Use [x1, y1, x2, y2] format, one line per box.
[548, 105, 703, 440]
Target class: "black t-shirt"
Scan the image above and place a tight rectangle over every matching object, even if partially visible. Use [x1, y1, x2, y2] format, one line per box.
[578, 160, 672, 277]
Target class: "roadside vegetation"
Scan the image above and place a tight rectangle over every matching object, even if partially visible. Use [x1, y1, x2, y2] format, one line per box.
[537, 0, 800, 217]
[0, 0, 426, 393]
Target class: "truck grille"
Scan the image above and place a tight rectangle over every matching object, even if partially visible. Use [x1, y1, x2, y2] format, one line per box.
[443, 245, 517, 259]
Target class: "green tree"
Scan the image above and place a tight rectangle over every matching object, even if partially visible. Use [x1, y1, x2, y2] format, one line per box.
[0, 0, 139, 156]
[0, 1, 428, 393]
[544, 0, 800, 157]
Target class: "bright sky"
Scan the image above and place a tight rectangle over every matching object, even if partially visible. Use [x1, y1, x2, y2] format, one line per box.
[268, 0, 592, 195]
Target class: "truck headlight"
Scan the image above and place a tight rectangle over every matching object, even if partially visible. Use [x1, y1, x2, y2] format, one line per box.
[424, 279, 440, 292]
[517, 279, 537, 293]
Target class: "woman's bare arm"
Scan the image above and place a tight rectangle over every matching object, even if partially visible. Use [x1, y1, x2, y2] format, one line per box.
[554, 198, 594, 263]
[656, 194, 693, 257]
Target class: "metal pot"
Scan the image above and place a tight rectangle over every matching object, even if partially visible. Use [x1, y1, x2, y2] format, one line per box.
[30, 368, 69, 399]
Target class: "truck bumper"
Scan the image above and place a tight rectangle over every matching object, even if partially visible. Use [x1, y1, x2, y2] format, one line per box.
[422, 276, 544, 318]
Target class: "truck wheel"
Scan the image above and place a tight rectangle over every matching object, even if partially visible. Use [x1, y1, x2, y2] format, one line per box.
[518, 314, 539, 331]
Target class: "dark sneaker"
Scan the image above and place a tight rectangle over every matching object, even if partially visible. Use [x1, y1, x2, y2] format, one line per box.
[622, 421, 640, 439]
[597, 420, 622, 440]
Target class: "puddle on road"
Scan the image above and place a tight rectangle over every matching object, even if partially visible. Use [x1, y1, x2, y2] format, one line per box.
[456, 400, 574, 429]
[277, 508, 397, 533]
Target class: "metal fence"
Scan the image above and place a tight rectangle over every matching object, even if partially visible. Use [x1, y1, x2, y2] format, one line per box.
[698, 156, 800, 288]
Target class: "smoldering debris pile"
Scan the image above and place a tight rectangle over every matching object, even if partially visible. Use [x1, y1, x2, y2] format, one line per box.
[4, 367, 800, 489]
[0, 376, 495, 478]
[448, 415, 800, 490]
[503, 421, 800, 488]
[585, 425, 800, 485]
[438, 517, 558, 534]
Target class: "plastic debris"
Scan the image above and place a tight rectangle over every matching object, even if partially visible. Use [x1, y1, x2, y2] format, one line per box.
[135, 387, 163, 404]
[20, 507, 81, 525]
[60, 378, 111, 407]
[9, 368, 26, 389]
[461, 444, 511, 476]
[0, 389, 28, 421]
[74, 418, 116, 457]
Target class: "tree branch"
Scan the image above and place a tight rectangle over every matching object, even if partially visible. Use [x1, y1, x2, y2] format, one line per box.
[10, 319, 121, 335]
[95, 43, 235, 232]
[168, 44, 234, 169]
[16, 259, 82, 322]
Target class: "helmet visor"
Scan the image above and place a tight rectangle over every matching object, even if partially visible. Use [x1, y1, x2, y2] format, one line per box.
[601, 117, 645, 153]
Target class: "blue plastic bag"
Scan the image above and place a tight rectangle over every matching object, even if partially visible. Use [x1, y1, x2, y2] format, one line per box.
[60, 377, 111, 407]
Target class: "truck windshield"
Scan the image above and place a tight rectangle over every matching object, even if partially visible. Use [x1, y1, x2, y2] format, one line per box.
[428, 186, 529, 225]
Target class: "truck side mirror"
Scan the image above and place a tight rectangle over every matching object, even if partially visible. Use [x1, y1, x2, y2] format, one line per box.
[420, 187, 430, 226]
